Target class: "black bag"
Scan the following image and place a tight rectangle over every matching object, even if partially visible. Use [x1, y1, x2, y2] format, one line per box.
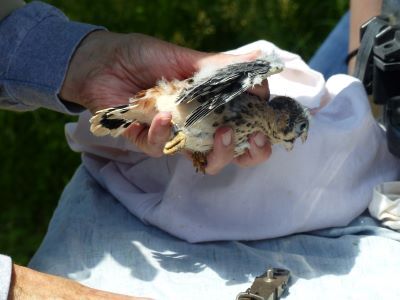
[354, 0, 400, 156]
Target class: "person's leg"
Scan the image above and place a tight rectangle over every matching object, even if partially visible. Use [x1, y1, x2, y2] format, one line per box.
[308, 12, 350, 79]
[29, 165, 263, 299]
[29, 165, 400, 300]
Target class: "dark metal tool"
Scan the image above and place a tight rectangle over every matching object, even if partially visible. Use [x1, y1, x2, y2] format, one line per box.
[236, 268, 290, 300]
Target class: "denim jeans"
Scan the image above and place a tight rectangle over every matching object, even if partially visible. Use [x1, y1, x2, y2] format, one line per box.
[309, 12, 350, 79]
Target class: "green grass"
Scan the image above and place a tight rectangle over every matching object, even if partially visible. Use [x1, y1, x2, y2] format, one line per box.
[0, 0, 348, 265]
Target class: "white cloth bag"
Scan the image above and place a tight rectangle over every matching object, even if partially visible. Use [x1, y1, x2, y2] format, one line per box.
[66, 41, 400, 242]
[370, 182, 400, 230]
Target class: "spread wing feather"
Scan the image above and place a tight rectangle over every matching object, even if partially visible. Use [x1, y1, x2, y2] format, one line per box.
[176, 59, 278, 127]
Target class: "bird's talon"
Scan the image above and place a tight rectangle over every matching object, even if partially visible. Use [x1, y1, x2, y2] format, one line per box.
[163, 131, 187, 155]
[192, 152, 208, 174]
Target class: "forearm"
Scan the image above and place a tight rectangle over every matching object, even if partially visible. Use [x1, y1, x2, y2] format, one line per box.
[348, 0, 382, 73]
[9, 264, 83, 300]
[9, 263, 147, 300]
[0, 1, 104, 114]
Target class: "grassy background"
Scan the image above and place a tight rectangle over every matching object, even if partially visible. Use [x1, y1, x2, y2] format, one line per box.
[0, 0, 348, 265]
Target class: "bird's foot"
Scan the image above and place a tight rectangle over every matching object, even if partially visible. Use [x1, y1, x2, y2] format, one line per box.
[192, 152, 208, 174]
[163, 129, 187, 155]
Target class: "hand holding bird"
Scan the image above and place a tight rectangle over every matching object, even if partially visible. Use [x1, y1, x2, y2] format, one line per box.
[61, 31, 308, 174]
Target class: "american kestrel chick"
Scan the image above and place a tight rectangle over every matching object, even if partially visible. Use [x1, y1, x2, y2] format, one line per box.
[90, 54, 310, 172]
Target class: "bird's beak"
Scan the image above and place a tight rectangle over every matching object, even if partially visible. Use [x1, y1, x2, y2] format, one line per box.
[283, 141, 294, 151]
[301, 131, 308, 143]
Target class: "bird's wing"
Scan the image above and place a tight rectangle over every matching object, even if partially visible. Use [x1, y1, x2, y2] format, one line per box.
[176, 57, 283, 127]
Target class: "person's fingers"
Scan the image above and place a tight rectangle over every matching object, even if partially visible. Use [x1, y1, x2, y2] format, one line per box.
[147, 112, 172, 151]
[224, 50, 262, 64]
[196, 50, 270, 101]
[205, 127, 235, 175]
[123, 122, 147, 147]
[234, 132, 271, 168]
[248, 80, 270, 100]
[196, 50, 262, 70]
[124, 112, 172, 157]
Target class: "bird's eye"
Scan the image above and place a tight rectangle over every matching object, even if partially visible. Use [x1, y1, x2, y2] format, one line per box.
[295, 121, 308, 135]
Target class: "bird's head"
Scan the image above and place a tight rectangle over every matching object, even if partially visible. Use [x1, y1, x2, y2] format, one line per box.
[266, 96, 310, 151]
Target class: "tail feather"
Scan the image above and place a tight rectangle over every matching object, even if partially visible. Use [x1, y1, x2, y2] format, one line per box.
[89, 79, 185, 137]
[89, 98, 157, 137]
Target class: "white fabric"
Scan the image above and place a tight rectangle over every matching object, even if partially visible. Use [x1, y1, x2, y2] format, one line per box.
[66, 40, 400, 242]
[0, 254, 12, 300]
[370, 182, 400, 230]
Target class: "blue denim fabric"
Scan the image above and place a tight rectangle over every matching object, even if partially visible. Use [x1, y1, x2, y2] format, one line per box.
[29, 166, 400, 299]
[0, 1, 103, 114]
[309, 12, 350, 79]
[0, 2, 102, 299]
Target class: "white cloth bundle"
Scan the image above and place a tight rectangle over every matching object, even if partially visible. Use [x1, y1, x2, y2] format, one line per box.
[66, 40, 399, 242]
[370, 182, 400, 230]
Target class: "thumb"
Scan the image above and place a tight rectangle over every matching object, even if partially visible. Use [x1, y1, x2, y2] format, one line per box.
[196, 49, 262, 70]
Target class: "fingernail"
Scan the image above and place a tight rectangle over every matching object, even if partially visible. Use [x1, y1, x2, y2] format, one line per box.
[222, 129, 232, 146]
[254, 132, 267, 147]
[159, 112, 172, 126]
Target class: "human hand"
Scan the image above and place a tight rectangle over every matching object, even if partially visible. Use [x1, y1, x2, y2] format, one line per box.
[60, 31, 271, 174]
[9, 264, 151, 300]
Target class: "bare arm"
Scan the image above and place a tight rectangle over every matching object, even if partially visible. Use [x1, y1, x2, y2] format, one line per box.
[9, 264, 151, 300]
